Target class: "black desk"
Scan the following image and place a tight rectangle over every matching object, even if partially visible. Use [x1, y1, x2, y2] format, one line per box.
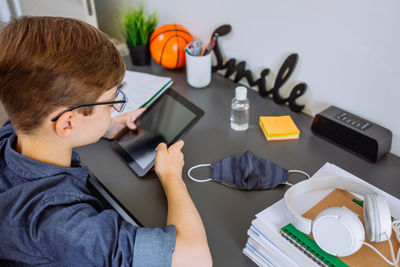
[75, 60, 400, 267]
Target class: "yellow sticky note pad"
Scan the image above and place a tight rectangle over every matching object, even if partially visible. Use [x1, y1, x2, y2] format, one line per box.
[259, 116, 300, 138]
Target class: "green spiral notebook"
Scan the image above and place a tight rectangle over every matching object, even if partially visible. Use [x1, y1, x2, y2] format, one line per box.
[280, 223, 348, 267]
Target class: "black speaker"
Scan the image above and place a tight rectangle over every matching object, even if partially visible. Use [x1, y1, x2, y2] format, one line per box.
[311, 106, 392, 162]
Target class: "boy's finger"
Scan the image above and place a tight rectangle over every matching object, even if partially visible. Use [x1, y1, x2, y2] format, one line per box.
[156, 142, 167, 152]
[130, 108, 146, 121]
[170, 140, 184, 151]
[126, 117, 136, 129]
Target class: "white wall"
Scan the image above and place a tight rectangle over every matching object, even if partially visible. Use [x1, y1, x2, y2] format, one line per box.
[97, 0, 400, 157]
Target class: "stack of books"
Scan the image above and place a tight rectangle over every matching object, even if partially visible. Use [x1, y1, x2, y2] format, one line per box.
[243, 163, 400, 267]
[259, 116, 300, 141]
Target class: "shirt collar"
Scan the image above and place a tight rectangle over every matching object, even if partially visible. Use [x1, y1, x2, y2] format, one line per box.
[4, 133, 88, 184]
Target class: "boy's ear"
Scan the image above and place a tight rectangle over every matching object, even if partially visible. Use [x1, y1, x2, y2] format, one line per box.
[54, 111, 75, 138]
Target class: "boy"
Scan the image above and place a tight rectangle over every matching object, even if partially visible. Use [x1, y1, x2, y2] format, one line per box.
[0, 16, 212, 266]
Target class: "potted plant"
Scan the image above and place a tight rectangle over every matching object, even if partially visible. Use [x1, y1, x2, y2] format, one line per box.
[122, 5, 157, 66]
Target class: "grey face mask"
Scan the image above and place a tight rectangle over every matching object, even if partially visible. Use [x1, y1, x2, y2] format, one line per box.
[187, 150, 309, 190]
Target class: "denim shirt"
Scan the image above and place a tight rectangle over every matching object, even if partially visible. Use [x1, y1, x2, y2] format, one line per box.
[0, 121, 176, 266]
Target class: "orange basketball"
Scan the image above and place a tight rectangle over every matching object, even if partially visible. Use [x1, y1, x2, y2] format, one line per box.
[150, 24, 193, 69]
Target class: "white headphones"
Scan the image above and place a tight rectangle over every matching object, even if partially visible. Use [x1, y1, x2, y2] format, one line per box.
[284, 176, 392, 257]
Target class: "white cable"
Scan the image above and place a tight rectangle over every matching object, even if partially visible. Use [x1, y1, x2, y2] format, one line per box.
[362, 241, 395, 266]
[287, 170, 311, 179]
[386, 232, 399, 267]
[284, 182, 293, 186]
[393, 220, 400, 243]
[187, 164, 212, 183]
[392, 220, 400, 263]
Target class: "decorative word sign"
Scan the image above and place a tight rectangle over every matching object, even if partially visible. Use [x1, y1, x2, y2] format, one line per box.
[211, 25, 307, 112]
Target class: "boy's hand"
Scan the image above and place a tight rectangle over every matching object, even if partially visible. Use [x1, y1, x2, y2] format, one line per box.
[155, 141, 185, 184]
[103, 108, 145, 140]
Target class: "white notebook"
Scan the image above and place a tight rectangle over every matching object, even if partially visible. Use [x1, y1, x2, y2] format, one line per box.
[112, 70, 172, 118]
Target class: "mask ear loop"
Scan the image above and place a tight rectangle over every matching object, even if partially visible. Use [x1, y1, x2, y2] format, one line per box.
[285, 170, 311, 186]
[288, 170, 311, 179]
[187, 164, 212, 183]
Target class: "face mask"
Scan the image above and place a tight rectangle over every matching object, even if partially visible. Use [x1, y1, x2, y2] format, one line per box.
[187, 150, 309, 190]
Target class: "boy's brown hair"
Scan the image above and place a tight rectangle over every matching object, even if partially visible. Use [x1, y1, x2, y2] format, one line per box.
[0, 16, 125, 134]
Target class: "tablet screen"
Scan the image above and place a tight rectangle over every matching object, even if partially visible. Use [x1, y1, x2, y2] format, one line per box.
[118, 94, 196, 168]
[113, 88, 203, 177]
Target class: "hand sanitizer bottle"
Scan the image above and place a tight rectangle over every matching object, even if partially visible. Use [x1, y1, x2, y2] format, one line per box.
[230, 86, 249, 131]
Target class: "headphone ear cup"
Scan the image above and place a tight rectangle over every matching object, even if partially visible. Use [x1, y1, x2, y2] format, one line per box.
[364, 194, 392, 242]
[312, 207, 365, 257]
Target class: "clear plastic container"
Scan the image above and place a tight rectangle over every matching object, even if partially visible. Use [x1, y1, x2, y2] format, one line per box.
[230, 86, 249, 131]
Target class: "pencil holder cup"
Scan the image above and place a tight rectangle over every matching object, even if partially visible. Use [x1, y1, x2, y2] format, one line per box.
[185, 52, 212, 88]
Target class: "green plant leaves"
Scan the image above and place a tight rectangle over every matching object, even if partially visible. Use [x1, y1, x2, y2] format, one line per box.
[122, 5, 158, 46]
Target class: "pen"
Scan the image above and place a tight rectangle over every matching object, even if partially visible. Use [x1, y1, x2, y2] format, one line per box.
[201, 35, 217, 56]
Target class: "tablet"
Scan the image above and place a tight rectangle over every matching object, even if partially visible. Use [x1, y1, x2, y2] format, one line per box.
[112, 88, 204, 177]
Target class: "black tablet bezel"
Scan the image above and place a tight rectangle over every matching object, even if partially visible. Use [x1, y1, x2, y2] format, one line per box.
[112, 88, 204, 177]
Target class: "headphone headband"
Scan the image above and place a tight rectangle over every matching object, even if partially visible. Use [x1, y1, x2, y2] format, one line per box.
[284, 176, 376, 234]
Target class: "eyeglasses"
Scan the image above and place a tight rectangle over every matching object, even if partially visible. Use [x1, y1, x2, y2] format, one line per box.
[50, 87, 128, 122]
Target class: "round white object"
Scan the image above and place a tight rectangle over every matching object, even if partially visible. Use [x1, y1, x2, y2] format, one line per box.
[312, 207, 365, 257]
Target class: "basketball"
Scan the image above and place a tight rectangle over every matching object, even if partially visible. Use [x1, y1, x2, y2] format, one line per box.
[150, 24, 193, 69]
